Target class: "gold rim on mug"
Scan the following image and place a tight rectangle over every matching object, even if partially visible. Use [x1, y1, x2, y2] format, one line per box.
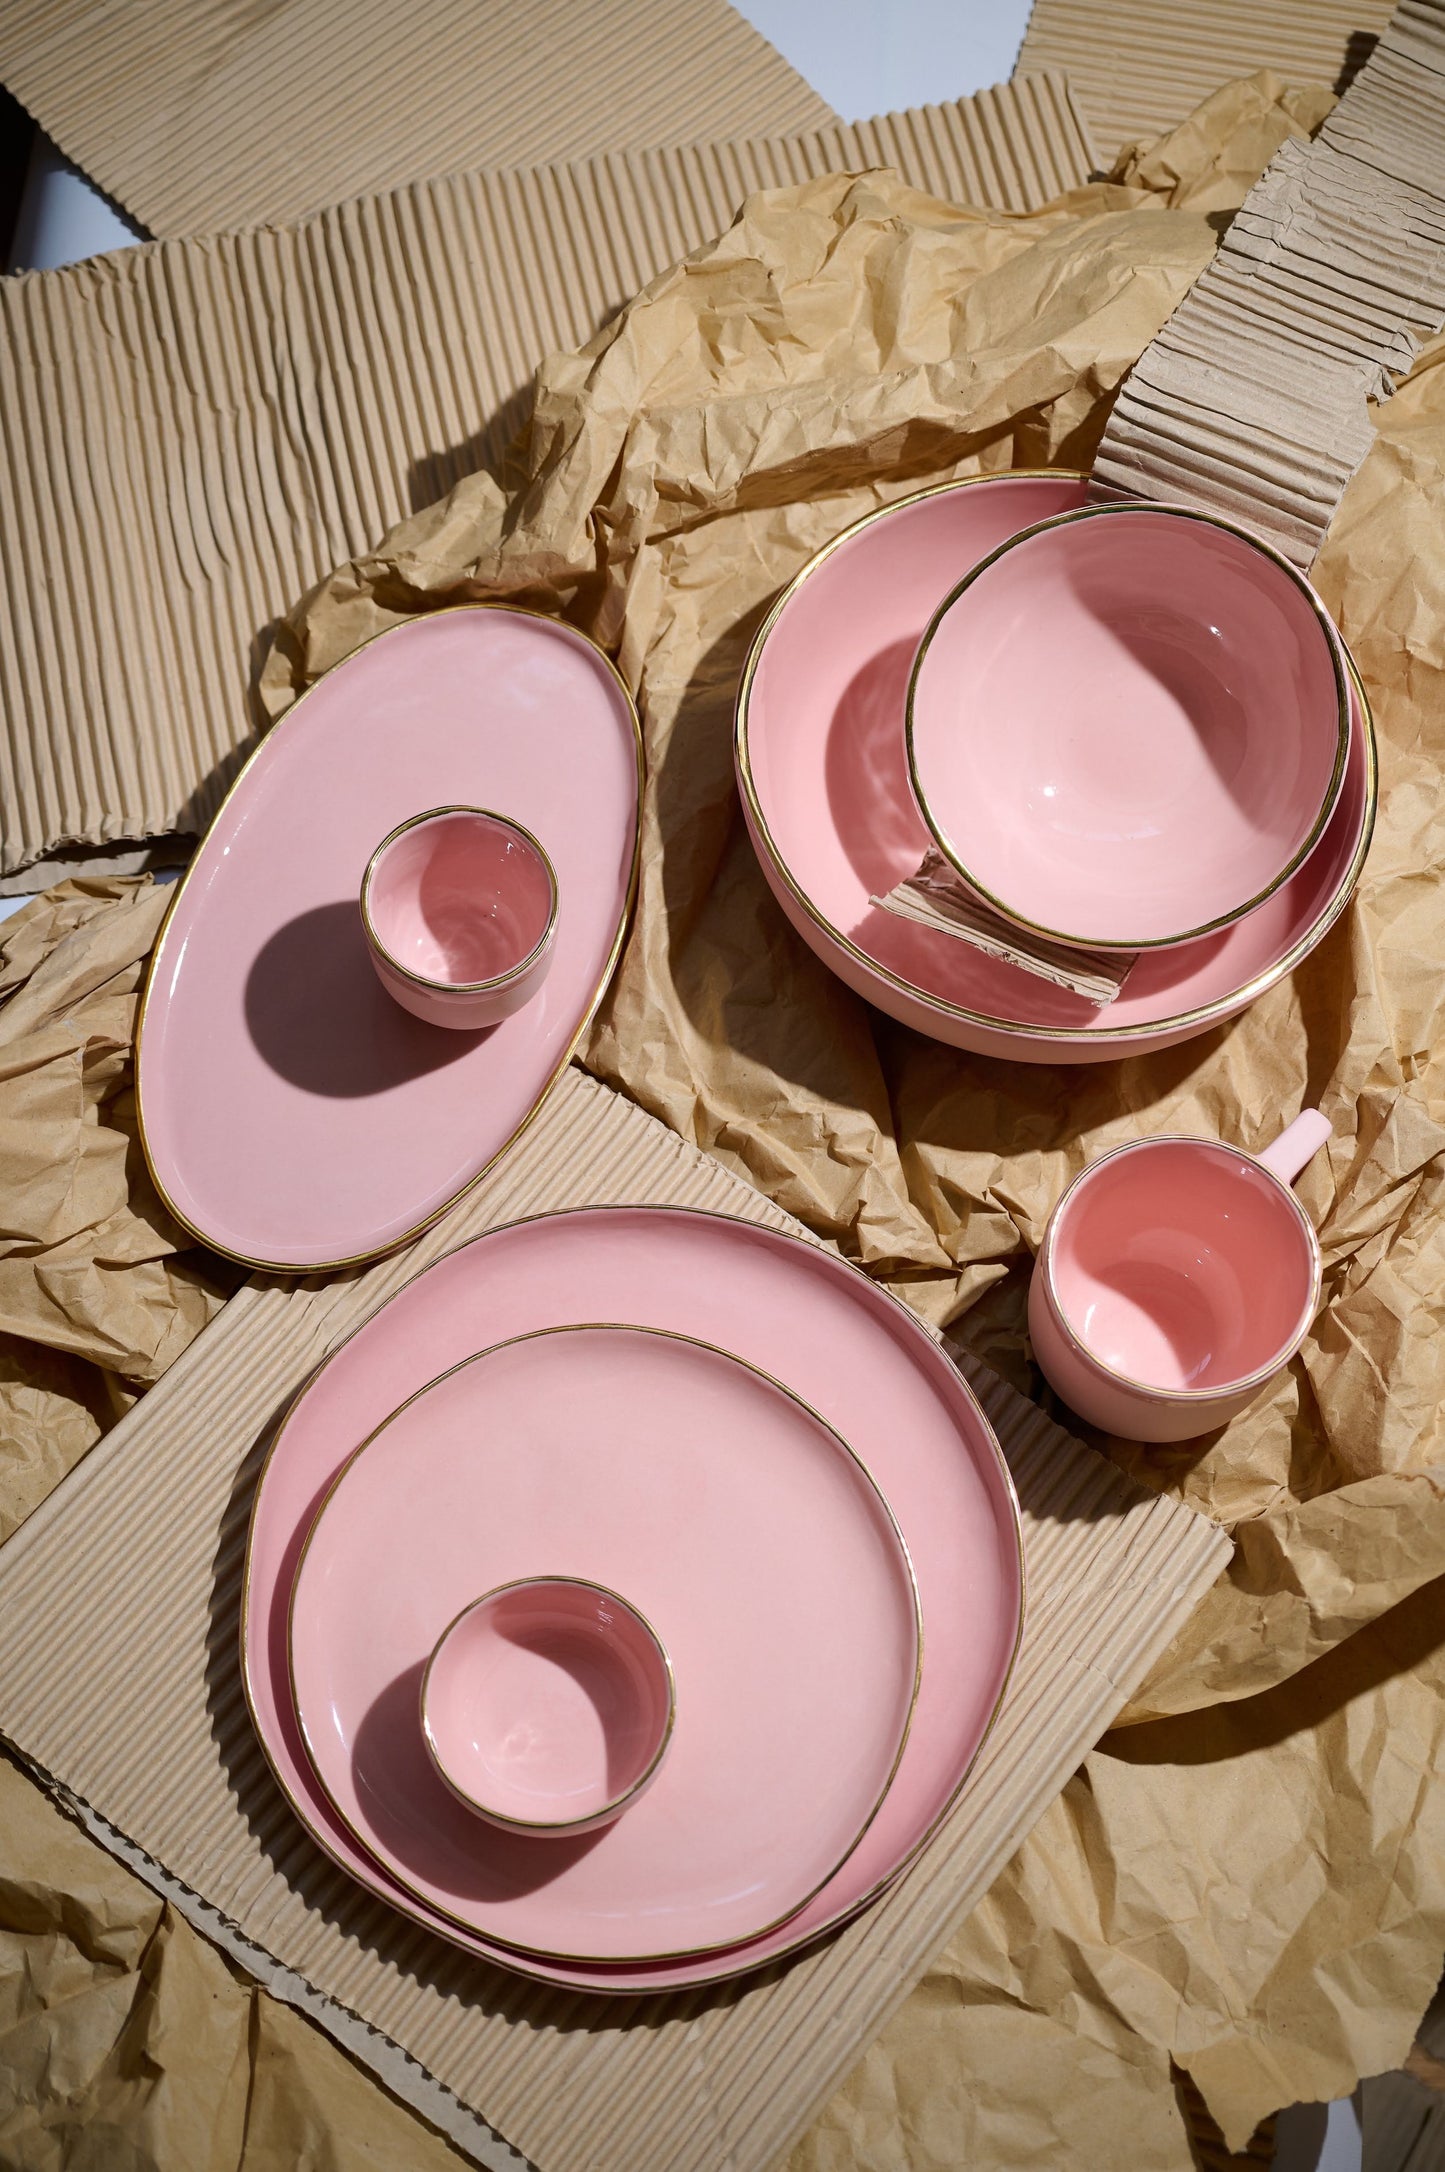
[284, 1318, 926, 1967]
[733, 473, 1378, 1044]
[419, 1573, 677, 1834]
[1037, 1133, 1324, 1406]
[902, 499, 1352, 954]
[360, 806, 560, 997]
[133, 602, 646, 1277]
[239, 1202, 1024, 1991]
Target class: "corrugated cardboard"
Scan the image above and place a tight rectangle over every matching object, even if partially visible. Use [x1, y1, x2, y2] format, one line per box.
[0, 1064, 1230, 2172]
[1092, 2, 1445, 565]
[1016, 0, 1396, 160]
[0, 0, 834, 239]
[0, 74, 1097, 884]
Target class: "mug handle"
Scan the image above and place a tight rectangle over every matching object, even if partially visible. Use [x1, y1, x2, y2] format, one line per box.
[1255, 1107, 1331, 1186]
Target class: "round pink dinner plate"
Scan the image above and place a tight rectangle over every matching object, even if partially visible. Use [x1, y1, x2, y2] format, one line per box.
[243, 1206, 1024, 1993]
[735, 474, 1377, 1064]
[289, 1324, 922, 1963]
[137, 609, 642, 1272]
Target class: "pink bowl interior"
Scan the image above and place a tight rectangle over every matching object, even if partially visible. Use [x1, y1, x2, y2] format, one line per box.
[368, 811, 553, 988]
[1050, 1140, 1316, 1391]
[424, 1580, 672, 1827]
[910, 508, 1344, 947]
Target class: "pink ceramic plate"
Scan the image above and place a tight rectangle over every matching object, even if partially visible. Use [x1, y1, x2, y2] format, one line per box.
[290, 1324, 922, 1962]
[735, 475, 1376, 1063]
[137, 609, 641, 1271]
[906, 503, 1348, 951]
[242, 1206, 1024, 1992]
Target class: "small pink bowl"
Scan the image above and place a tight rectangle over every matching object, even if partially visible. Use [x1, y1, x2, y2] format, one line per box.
[1028, 1111, 1329, 1442]
[361, 807, 558, 1030]
[906, 502, 1350, 952]
[420, 1577, 676, 1836]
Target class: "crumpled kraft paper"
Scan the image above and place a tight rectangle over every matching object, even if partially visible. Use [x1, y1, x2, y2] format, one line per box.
[0, 1752, 470, 2171]
[2, 72, 1443, 2164]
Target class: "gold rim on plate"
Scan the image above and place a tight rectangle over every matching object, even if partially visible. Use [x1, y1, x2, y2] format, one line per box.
[134, 603, 645, 1276]
[902, 498, 1352, 955]
[733, 472, 1377, 1046]
[285, 1319, 926, 1967]
[239, 1201, 1025, 1991]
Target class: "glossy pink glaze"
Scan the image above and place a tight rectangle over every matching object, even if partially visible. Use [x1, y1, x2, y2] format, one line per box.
[289, 1323, 920, 1963]
[1028, 1122, 1324, 1443]
[138, 610, 637, 1269]
[908, 506, 1346, 949]
[243, 1206, 1023, 1991]
[737, 477, 1372, 1062]
[421, 1579, 674, 1837]
[363, 808, 556, 1029]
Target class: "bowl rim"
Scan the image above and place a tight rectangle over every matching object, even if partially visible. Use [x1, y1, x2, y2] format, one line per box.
[360, 803, 560, 996]
[732, 471, 1377, 1046]
[1036, 1132, 1324, 1404]
[902, 498, 1353, 953]
[419, 1572, 678, 1835]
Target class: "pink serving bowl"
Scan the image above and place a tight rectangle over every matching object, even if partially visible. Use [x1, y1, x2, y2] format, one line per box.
[735, 473, 1376, 1064]
[905, 501, 1350, 953]
[361, 805, 558, 1030]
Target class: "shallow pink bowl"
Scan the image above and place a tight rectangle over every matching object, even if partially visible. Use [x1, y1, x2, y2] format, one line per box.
[907, 502, 1350, 951]
[1028, 1116, 1326, 1442]
[421, 1576, 676, 1836]
[361, 806, 558, 1029]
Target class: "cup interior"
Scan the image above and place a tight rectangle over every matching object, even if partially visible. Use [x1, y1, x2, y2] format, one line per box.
[423, 1578, 674, 1830]
[366, 810, 554, 990]
[909, 507, 1345, 948]
[1048, 1139, 1316, 1392]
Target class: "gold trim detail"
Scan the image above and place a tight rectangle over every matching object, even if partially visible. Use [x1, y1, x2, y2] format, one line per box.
[420, 1574, 677, 1834]
[239, 1201, 1025, 1992]
[284, 1319, 925, 1967]
[360, 806, 560, 997]
[902, 498, 1353, 954]
[134, 603, 646, 1276]
[733, 472, 1377, 1047]
[1036, 1133, 1324, 1405]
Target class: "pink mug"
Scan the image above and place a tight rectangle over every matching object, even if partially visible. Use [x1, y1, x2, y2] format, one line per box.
[1028, 1110, 1331, 1442]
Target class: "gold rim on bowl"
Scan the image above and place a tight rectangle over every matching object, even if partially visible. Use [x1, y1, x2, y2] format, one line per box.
[360, 805, 560, 997]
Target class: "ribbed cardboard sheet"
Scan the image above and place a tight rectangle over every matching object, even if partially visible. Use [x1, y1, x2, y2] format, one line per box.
[0, 74, 1096, 884]
[0, 0, 834, 239]
[1016, 0, 1396, 160]
[0, 1067, 1229, 2172]
[1092, 0, 1445, 567]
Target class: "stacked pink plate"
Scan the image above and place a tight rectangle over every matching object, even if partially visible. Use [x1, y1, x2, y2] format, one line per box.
[735, 474, 1375, 1063]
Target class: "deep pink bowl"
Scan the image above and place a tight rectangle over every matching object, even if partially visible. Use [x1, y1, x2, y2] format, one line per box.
[361, 806, 558, 1029]
[420, 1577, 676, 1836]
[906, 502, 1350, 952]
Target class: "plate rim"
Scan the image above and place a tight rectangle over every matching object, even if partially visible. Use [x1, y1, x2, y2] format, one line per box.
[240, 1201, 1026, 1993]
[134, 603, 645, 1274]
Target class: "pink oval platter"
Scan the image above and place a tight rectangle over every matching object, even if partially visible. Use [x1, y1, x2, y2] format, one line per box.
[289, 1324, 922, 1963]
[243, 1205, 1024, 1993]
[735, 474, 1376, 1064]
[137, 608, 642, 1271]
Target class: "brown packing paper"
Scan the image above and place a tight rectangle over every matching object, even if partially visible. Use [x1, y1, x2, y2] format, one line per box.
[1, 72, 1443, 2166]
[0, 1062, 1231, 2172]
[0, 0, 833, 239]
[1016, 0, 1395, 163]
[0, 74, 1097, 882]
